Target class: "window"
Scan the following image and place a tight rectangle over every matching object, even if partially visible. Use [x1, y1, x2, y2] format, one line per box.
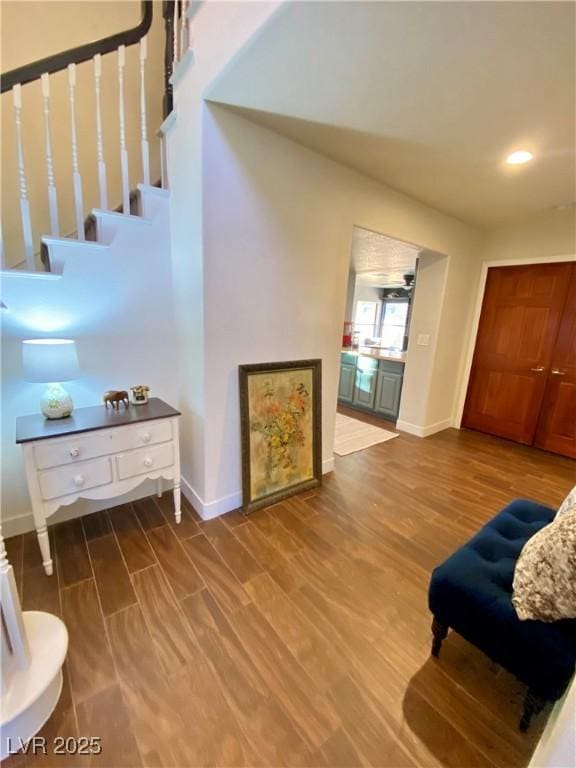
[380, 300, 409, 350]
[354, 301, 379, 339]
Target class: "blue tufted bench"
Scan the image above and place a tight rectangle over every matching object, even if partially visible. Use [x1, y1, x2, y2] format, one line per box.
[428, 499, 576, 730]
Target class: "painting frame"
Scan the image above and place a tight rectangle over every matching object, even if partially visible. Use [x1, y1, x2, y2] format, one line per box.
[239, 359, 322, 513]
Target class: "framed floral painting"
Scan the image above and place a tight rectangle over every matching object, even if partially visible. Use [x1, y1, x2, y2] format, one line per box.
[239, 359, 322, 513]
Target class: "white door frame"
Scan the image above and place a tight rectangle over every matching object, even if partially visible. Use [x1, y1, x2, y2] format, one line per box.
[453, 253, 576, 429]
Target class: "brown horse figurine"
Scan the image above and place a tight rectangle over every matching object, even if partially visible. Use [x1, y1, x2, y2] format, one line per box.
[103, 390, 130, 409]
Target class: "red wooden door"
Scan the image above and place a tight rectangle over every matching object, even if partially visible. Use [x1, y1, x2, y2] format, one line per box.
[463, 263, 572, 445]
[535, 264, 576, 458]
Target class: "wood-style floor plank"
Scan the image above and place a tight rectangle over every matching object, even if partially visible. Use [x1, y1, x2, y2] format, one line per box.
[82, 510, 112, 542]
[155, 492, 200, 539]
[245, 572, 347, 692]
[229, 602, 339, 749]
[76, 685, 142, 767]
[181, 534, 251, 614]
[106, 604, 184, 758]
[132, 497, 165, 531]
[60, 579, 116, 704]
[87, 533, 137, 616]
[54, 518, 92, 587]
[145, 524, 204, 599]
[108, 503, 156, 573]
[131, 564, 194, 675]
[312, 727, 365, 768]
[201, 517, 264, 583]
[7, 427, 572, 767]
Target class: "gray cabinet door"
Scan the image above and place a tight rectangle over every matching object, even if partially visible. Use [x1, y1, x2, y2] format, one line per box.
[353, 368, 378, 409]
[375, 370, 403, 418]
[338, 364, 356, 403]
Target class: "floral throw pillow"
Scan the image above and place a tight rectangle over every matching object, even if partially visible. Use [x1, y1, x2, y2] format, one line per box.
[512, 509, 576, 622]
[557, 485, 576, 518]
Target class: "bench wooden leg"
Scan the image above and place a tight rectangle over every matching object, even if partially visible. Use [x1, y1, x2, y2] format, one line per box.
[431, 617, 448, 657]
[519, 689, 547, 732]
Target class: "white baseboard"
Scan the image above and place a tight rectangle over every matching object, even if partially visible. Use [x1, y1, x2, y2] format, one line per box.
[2, 514, 35, 538]
[4, 459, 337, 538]
[396, 418, 453, 438]
[322, 456, 335, 474]
[181, 457, 334, 521]
[180, 476, 242, 520]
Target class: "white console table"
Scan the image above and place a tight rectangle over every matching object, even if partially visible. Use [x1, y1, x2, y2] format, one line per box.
[16, 398, 181, 576]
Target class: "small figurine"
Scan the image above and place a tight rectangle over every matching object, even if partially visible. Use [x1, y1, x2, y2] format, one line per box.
[103, 390, 130, 409]
[130, 385, 150, 406]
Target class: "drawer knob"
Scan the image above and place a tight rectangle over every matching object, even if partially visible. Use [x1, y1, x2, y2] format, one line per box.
[142, 432, 152, 444]
[69, 447, 80, 458]
[73, 474, 85, 487]
[143, 457, 153, 468]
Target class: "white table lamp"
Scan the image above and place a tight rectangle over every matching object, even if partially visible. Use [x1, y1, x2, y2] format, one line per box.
[23, 339, 80, 419]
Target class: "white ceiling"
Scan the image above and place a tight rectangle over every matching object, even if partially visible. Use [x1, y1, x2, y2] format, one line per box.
[208, 1, 576, 229]
[351, 227, 418, 286]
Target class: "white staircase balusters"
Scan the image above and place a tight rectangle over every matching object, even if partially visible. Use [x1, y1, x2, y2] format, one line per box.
[160, 137, 167, 190]
[67, 64, 85, 241]
[139, 38, 151, 186]
[172, 0, 179, 73]
[13, 85, 35, 270]
[41, 74, 60, 238]
[94, 54, 108, 210]
[118, 45, 131, 215]
[180, 0, 188, 60]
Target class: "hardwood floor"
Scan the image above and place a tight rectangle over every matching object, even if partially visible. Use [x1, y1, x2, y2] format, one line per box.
[4, 427, 575, 767]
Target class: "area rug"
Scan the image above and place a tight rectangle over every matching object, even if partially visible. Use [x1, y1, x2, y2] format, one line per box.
[334, 412, 399, 456]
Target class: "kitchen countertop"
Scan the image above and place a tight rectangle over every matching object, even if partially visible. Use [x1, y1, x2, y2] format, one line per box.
[342, 347, 406, 364]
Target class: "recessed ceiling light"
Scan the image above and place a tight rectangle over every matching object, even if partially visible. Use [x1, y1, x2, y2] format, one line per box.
[506, 150, 534, 165]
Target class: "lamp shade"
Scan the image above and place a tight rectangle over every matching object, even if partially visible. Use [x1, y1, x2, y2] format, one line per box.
[23, 339, 80, 383]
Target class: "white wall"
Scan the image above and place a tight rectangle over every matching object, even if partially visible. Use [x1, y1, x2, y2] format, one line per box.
[480, 208, 576, 263]
[165, 0, 285, 511]
[195, 103, 482, 514]
[1, 190, 178, 535]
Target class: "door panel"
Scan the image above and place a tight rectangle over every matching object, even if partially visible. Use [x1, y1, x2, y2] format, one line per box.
[353, 368, 377, 410]
[375, 371, 402, 419]
[463, 263, 572, 445]
[535, 264, 576, 458]
[338, 364, 356, 403]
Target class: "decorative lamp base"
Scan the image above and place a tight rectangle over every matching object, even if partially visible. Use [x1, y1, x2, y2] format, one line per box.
[41, 384, 73, 420]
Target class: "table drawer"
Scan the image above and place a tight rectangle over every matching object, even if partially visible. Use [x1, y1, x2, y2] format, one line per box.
[33, 433, 114, 470]
[116, 443, 174, 480]
[114, 420, 173, 453]
[39, 458, 113, 501]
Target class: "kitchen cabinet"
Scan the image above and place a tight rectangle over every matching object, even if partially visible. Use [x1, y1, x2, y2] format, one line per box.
[338, 363, 356, 402]
[353, 357, 379, 410]
[375, 365, 403, 419]
[338, 353, 404, 420]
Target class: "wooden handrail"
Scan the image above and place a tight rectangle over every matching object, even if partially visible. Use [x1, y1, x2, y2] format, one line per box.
[1, 1, 153, 93]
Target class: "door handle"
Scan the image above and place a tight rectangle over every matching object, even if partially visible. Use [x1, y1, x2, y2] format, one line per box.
[530, 367, 546, 373]
[551, 368, 566, 376]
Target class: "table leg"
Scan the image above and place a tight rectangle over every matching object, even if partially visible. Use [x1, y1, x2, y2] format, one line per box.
[36, 524, 53, 576]
[156, 477, 163, 498]
[173, 483, 181, 524]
